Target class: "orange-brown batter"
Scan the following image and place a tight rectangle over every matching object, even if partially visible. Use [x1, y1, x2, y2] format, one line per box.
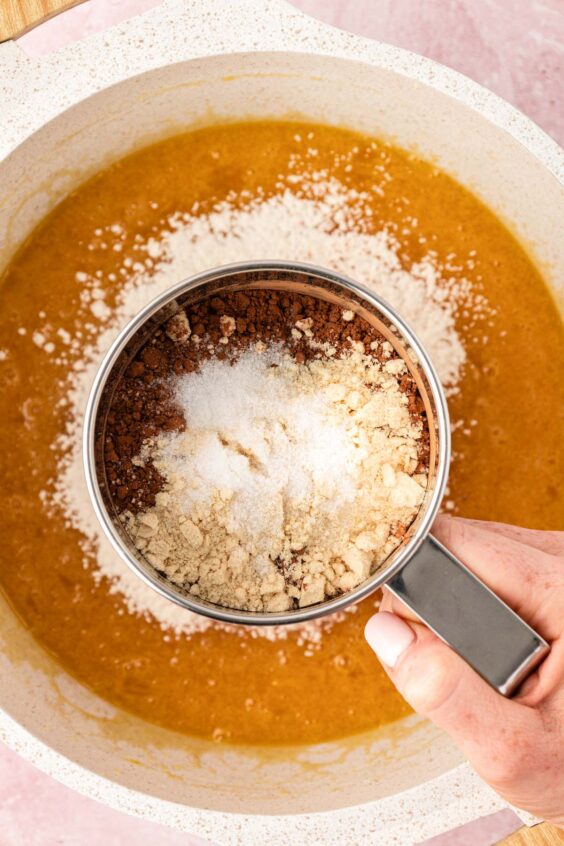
[0, 121, 562, 745]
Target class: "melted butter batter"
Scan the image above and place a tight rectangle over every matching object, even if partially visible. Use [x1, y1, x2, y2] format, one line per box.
[0, 122, 562, 745]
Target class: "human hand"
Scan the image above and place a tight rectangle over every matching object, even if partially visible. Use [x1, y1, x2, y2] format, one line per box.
[364, 516, 564, 827]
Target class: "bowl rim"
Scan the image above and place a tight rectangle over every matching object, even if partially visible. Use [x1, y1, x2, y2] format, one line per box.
[1, 0, 562, 185]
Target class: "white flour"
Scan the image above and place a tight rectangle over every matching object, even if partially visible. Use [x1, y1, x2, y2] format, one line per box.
[44, 174, 480, 641]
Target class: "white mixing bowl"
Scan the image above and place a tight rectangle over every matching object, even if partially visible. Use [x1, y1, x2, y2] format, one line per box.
[0, 1, 562, 843]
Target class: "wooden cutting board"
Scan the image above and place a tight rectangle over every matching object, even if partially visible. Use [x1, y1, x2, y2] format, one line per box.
[0, 0, 87, 41]
[497, 823, 564, 845]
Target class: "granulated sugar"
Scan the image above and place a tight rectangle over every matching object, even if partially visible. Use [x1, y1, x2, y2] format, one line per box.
[43, 172, 481, 640]
[162, 348, 359, 517]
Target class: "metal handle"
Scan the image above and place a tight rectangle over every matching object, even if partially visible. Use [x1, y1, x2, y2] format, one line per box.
[387, 535, 550, 696]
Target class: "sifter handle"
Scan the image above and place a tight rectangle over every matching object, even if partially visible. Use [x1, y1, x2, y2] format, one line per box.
[387, 535, 549, 696]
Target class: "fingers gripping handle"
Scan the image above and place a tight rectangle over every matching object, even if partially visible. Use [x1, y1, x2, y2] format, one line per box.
[387, 535, 550, 696]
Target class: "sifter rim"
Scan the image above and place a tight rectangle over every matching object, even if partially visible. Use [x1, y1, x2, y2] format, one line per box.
[83, 260, 451, 626]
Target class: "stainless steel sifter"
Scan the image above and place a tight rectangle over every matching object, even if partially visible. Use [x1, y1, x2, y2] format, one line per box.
[84, 261, 549, 695]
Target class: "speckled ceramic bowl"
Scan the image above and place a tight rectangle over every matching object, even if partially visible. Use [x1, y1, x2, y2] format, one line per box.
[0, 2, 562, 844]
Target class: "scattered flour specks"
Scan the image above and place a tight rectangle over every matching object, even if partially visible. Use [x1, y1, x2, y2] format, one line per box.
[41, 175, 484, 642]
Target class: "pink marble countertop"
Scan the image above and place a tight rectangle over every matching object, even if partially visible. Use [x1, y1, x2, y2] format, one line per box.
[3, 2, 562, 844]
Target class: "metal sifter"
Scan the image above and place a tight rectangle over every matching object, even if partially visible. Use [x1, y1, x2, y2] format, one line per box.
[84, 261, 549, 696]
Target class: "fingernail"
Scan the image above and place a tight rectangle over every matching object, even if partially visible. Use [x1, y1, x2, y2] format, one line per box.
[364, 612, 415, 668]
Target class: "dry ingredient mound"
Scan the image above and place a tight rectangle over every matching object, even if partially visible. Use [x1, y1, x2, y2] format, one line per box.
[124, 344, 426, 612]
[42, 169, 481, 638]
[103, 287, 430, 613]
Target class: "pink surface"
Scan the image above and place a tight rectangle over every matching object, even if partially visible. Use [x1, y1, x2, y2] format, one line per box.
[297, 0, 564, 145]
[4, 1, 562, 844]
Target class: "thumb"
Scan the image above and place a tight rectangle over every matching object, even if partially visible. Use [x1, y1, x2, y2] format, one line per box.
[364, 611, 537, 778]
